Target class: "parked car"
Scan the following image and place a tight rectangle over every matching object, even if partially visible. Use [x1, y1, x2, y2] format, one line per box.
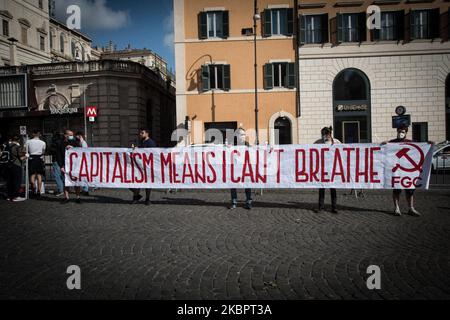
[432, 142, 450, 171]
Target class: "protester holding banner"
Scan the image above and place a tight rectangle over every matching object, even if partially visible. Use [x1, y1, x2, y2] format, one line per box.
[60, 130, 82, 204]
[385, 126, 432, 217]
[76, 132, 90, 196]
[27, 130, 46, 198]
[131, 129, 157, 205]
[229, 128, 253, 210]
[314, 126, 340, 214]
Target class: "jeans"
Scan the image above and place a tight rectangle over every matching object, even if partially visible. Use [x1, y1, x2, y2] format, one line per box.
[6, 165, 22, 199]
[231, 189, 252, 205]
[52, 162, 64, 193]
[319, 188, 337, 210]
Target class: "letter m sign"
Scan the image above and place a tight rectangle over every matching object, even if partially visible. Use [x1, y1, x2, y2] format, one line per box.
[86, 106, 97, 122]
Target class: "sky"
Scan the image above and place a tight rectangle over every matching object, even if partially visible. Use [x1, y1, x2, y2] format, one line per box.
[54, 0, 175, 72]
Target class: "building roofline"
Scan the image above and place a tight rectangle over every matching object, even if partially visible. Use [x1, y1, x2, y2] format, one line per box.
[50, 18, 92, 42]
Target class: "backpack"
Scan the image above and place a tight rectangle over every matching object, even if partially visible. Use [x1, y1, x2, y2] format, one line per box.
[0, 143, 18, 166]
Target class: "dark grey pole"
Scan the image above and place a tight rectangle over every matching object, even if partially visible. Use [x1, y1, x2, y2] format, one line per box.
[254, 0, 259, 145]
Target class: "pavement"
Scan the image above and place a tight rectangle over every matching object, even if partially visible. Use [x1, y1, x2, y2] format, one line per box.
[0, 188, 449, 300]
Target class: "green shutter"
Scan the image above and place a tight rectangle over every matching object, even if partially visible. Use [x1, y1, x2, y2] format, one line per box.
[222, 11, 229, 39]
[358, 12, 367, 42]
[287, 8, 294, 36]
[321, 14, 329, 43]
[396, 10, 405, 40]
[299, 14, 306, 44]
[337, 13, 343, 43]
[287, 62, 295, 89]
[201, 65, 210, 92]
[264, 10, 272, 37]
[223, 65, 230, 91]
[430, 8, 440, 39]
[264, 64, 273, 90]
[198, 12, 207, 39]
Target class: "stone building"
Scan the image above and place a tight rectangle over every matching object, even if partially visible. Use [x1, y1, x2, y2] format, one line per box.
[0, 60, 176, 147]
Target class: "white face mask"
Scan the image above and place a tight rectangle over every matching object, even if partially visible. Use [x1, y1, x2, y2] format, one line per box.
[398, 132, 407, 140]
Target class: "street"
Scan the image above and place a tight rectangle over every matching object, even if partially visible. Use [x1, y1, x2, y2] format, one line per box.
[0, 188, 449, 299]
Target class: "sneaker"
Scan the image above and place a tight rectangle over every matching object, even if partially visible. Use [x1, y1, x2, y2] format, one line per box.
[407, 208, 421, 217]
[394, 207, 402, 216]
[331, 208, 338, 214]
[12, 197, 26, 202]
[144, 199, 151, 206]
[132, 194, 143, 204]
[314, 208, 324, 213]
[244, 202, 252, 210]
[76, 198, 82, 204]
[55, 192, 64, 197]
[61, 198, 70, 204]
[229, 204, 237, 210]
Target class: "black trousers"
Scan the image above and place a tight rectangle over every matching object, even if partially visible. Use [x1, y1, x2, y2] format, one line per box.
[6, 165, 22, 199]
[319, 188, 337, 209]
[231, 189, 252, 204]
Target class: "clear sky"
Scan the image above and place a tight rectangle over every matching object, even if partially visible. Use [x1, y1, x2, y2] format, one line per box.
[54, 0, 175, 72]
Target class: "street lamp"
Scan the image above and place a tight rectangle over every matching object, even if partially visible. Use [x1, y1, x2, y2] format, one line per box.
[253, 0, 260, 145]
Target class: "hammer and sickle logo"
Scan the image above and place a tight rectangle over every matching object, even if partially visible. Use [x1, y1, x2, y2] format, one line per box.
[392, 143, 425, 173]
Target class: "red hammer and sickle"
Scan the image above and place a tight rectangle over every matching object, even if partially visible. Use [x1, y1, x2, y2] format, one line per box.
[392, 143, 425, 173]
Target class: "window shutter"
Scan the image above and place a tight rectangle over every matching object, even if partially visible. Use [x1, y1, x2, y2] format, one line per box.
[396, 10, 405, 40]
[201, 65, 210, 92]
[263, 10, 272, 37]
[440, 10, 449, 42]
[358, 12, 367, 42]
[299, 14, 306, 44]
[223, 65, 230, 91]
[321, 14, 329, 43]
[430, 8, 440, 39]
[263, 64, 273, 90]
[337, 13, 343, 43]
[330, 16, 338, 45]
[287, 8, 294, 36]
[287, 63, 295, 89]
[222, 11, 229, 39]
[404, 11, 411, 43]
[198, 12, 207, 39]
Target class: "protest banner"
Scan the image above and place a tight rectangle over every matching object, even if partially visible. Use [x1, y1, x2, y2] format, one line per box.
[65, 143, 434, 189]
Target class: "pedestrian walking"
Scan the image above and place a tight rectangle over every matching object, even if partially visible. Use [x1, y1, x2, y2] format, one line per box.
[314, 126, 340, 214]
[229, 128, 252, 210]
[4, 135, 28, 202]
[76, 131, 89, 195]
[131, 129, 157, 205]
[26, 130, 46, 197]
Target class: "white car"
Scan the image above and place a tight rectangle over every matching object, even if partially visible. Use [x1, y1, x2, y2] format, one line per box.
[432, 142, 450, 171]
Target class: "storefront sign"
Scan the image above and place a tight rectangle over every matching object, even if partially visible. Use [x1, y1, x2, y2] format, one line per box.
[49, 106, 79, 115]
[336, 104, 368, 112]
[65, 144, 434, 190]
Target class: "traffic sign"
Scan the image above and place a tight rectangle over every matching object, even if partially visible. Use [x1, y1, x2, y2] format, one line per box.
[86, 106, 98, 118]
[20, 126, 27, 136]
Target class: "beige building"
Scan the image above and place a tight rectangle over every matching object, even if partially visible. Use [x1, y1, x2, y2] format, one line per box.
[174, 0, 450, 145]
[0, 0, 100, 66]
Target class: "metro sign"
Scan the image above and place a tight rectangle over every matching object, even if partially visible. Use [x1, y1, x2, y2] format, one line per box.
[86, 106, 97, 122]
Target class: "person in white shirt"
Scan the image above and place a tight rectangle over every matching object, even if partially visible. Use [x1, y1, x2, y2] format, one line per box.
[26, 130, 46, 197]
[314, 126, 341, 214]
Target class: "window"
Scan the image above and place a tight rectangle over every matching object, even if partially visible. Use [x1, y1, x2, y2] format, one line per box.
[263, 62, 295, 90]
[49, 31, 53, 49]
[2, 20, 9, 37]
[263, 8, 294, 37]
[198, 11, 229, 39]
[40, 36, 45, 51]
[372, 11, 404, 41]
[60, 33, 65, 53]
[201, 64, 231, 92]
[333, 69, 368, 101]
[412, 122, 428, 142]
[39, 0, 43, 9]
[0, 75, 27, 109]
[71, 40, 76, 57]
[411, 9, 440, 40]
[21, 26, 28, 45]
[300, 14, 328, 44]
[337, 13, 366, 43]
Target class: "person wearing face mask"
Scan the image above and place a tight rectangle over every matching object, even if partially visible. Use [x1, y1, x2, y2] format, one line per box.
[314, 126, 341, 213]
[58, 130, 82, 204]
[384, 126, 429, 217]
[229, 128, 253, 210]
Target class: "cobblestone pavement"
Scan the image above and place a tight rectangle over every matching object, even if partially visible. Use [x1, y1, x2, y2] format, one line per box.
[0, 188, 449, 300]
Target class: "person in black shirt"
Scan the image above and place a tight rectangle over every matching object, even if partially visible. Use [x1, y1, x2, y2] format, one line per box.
[131, 129, 157, 205]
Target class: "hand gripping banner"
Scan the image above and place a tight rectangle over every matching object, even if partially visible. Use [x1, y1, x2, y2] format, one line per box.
[65, 143, 434, 190]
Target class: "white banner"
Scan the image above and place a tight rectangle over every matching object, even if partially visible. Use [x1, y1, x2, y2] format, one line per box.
[65, 143, 434, 189]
